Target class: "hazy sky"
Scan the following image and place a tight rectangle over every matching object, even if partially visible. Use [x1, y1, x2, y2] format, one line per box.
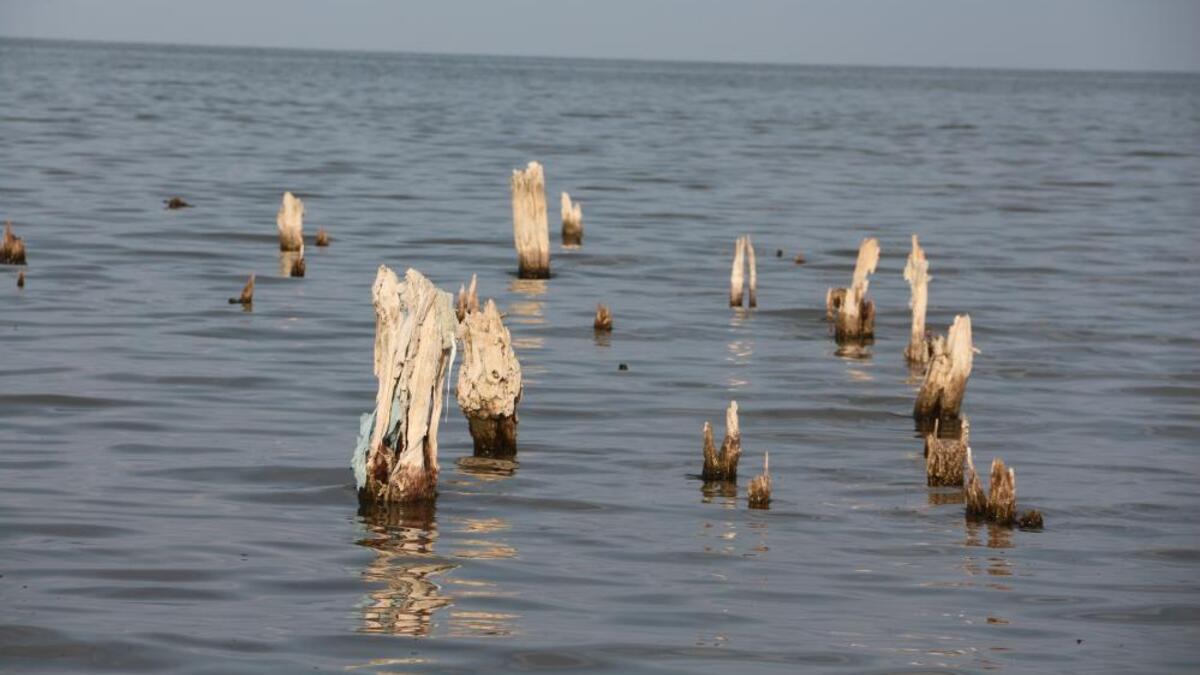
[2, 0, 1198, 71]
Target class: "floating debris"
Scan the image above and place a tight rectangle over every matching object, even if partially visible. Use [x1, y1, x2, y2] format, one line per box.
[352, 266, 456, 503]
[561, 191, 583, 247]
[457, 299, 523, 458]
[164, 197, 192, 209]
[618, 363, 629, 371]
[512, 162, 550, 279]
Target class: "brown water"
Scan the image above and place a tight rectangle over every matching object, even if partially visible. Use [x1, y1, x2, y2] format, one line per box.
[1, 39, 1199, 673]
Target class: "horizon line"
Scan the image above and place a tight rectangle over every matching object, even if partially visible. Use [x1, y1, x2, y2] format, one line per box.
[3, 33, 1198, 77]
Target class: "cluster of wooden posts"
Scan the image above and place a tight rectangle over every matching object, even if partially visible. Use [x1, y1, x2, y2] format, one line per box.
[0, 162, 1041, 529]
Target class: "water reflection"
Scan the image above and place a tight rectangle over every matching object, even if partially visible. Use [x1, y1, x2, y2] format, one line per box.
[355, 502, 521, 638]
[278, 250, 304, 277]
[700, 480, 737, 507]
[356, 501, 452, 637]
[962, 520, 1014, 589]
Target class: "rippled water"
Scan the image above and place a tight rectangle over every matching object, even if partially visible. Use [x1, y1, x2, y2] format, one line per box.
[2, 38, 1198, 673]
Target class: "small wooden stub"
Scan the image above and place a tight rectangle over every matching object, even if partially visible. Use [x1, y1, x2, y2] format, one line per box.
[702, 401, 742, 481]
[229, 274, 255, 305]
[561, 192, 583, 247]
[593, 304, 613, 332]
[747, 453, 772, 509]
[1, 221, 27, 265]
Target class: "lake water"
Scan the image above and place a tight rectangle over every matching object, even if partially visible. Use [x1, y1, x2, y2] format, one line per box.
[1, 38, 1198, 674]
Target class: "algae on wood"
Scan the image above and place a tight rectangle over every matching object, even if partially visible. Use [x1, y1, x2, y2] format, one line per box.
[353, 266, 457, 503]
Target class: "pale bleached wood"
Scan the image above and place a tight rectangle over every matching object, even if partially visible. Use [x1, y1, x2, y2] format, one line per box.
[456, 274, 478, 322]
[903, 234, 931, 364]
[277, 191, 304, 252]
[1, 221, 26, 265]
[747, 453, 771, 509]
[561, 191, 583, 247]
[730, 236, 746, 307]
[827, 237, 879, 341]
[356, 266, 457, 503]
[456, 299, 523, 457]
[746, 235, 758, 308]
[913, 314, 974, 423]
[702, 401, 742, 480]
[511, 162, 550, 278]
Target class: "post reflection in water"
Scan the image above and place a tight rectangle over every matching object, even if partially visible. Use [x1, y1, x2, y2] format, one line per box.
[507, 278, 546, 352]
[961, 520, 1015, 592]
[727, 310, 753, 389]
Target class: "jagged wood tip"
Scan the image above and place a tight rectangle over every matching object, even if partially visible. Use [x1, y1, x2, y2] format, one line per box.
[914, 314, 974, 423]
[457, 299, 523, 457]
[747, 453, 771, 509]
[1, 221, 27, 265]
[828, 237, 879, 342]
[456, 274, 479, 322]
[561, 191, 583, 247]
[702, 401, 742, 481]
[903, 234, 932, 364]
[315, 227, 331, 247]
[277, 191, 304, 252]
[593, 303, 613, 332]
[229, 274, 255, 305]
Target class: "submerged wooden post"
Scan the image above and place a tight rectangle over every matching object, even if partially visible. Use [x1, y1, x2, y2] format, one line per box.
[456, 299, 523, 457]
[987, 458, 1016, 526]
[729, 236, 746, 307]
[17, 270, 25, 288]
[228, 274, 255, 305]
[747, 453, 772, 509]
[352, 266, 457, 503]
[512, 162, 550, 279]
[914, 314, 974, 423]
[315, 227, 331, 247]
[701, 401, 742, 480]
[903, 234, 931, 364]
[593, 303, 613, 332]
[1, 221, 27, 265]
[925, 418, 968, 487]
[828, 237, 879, 341]
[277, 192, 304, 252]
[746, 236, 758, 308]
[561, 192, 583, 247]
[456, 274, 478, 322]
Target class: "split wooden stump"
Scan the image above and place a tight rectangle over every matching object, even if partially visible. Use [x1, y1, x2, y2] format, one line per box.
[1, 221, 27, 265]
[229, 274, 255, 306]
[826, 237, 879, 342]
[561, 192, 583, 247]
[276, 192, 306, 276]
[747, 453, 772, 509]
[512, 162, 550, 279]
[913, 314, 974, 426]
[702, 401, 742, 481]
[593, 304, 613, 332]
[456, 299, 523, 458]
[903, 234, 932, 365]
[729, 235, 757, 307]
[456, 274, 479, 322]
[352, 266, 457, 503]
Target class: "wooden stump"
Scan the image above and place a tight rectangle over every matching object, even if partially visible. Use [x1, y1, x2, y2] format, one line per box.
[747, 453, 772, 509]
[987, 458, 1016, 526]
[964, 447, 988, 518]
[903, 234, 932, 364]
[701, 401, 742, 480]
[511, 162, 550, 279]
[913, 314, 974, 424]
[17, 270, 25, 288]
[593, 303, 613, 332]
[315, 227, 331, 247]
[280, 251, 305, 277]
[746, 236, 758, 308]
[729, 236, 746, 307]
[561, 192, 583, 247]
[228, 274, 255, 305]
[925, 434, 967, 487]
[277, 191, 304, 252]
[456, 274, 478, 322]
[352, 266, 457, 503]
[456, 299, 523, 458]
[828, 237, 879, 341]
[1, 221, 26, 265]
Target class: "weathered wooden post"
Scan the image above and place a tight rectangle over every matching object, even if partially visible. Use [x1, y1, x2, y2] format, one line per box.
[16, 270, 25, 288]
[228, 274, 255, 305]
[903, 235, 931, 364]
[987, 458, 1016, 526]
[701, 401, 742, 480]
[277, 192, 304, 252]
[729, 237, 746, 307]
[512, 162, 550, 279]
[456, 299, 523, 457]
[746, 235, 758, 308]
[1, 221, 26, 265]
[561, 192, 583, 247]
[456, 274, 478, 322]
[315, 227, 331, 247]
[352, 266, 457, 503]
[924, 419, 968, 487]
[964, 448, 988, 518]
[593, 303, 613, 332]
[747, 453, 772, 509]
[827, 237, 879, 341]
[913, 314, 974, 424]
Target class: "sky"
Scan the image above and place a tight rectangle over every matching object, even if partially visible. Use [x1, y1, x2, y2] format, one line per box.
[1, 0, 1198, 72]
